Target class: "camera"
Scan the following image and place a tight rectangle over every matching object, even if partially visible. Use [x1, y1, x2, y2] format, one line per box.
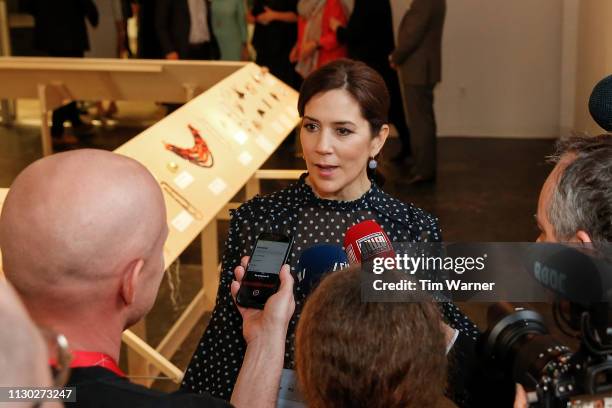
[479, 244, 612, 407]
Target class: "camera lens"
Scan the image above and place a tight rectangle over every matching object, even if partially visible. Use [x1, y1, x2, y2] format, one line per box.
[482, 303, 571, 388]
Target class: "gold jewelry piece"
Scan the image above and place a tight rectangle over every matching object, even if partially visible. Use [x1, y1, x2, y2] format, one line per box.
[160, 181, 204, 220]
[167, 161, 179, 173]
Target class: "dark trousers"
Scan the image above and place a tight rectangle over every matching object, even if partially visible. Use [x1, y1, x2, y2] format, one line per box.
[402, 84, 437, 179]
[48, 50, 84, 137]
[181, 42, 212, 60]
[381, 66, 411, 156]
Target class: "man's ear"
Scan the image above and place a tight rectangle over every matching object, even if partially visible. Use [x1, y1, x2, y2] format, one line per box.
[370, 124, 390, 157]
[120, 259, 145, 306]
[574, 230, 593, 243]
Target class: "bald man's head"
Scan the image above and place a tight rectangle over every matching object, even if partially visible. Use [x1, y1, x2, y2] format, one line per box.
[0, 150, 167, 323]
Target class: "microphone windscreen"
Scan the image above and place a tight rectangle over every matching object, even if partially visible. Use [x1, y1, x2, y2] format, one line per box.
[525, 243, 610, 305]
[343, 220, 395, 264]
[296, 244, 349, 295]
[589, 75, 612, 131]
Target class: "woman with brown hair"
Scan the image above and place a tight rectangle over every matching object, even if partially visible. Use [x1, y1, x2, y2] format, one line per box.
[296, 266, 448, 408]
[182, 59, 478, 407]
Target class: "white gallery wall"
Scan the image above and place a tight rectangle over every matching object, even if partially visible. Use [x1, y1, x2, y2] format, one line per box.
[573, 0, 612, 136]
[435, 0, 565, 138]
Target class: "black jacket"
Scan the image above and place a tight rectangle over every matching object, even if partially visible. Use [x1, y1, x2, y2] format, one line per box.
[25, 0, 98, 55]
[65, 366, 232, 408]
[336, 0, 395, 74]
[155, 0, 219, 59]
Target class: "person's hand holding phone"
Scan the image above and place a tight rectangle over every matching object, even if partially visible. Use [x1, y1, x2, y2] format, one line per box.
[231, 256, 295, 345]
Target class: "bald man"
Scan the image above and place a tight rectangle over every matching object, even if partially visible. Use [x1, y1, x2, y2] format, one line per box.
[0, 149, 295, 408]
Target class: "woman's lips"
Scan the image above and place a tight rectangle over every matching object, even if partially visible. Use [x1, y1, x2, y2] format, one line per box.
[315, 164, 338, 177]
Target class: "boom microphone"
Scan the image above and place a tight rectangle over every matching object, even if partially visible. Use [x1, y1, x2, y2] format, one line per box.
[589, 75, 612, 131]
[296, 244, 349, 294]
[343, 220, 395, 264]
[525, 243, 612, 306]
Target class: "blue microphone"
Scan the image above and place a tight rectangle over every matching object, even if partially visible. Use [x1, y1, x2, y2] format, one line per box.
[296, 244, 350, 294]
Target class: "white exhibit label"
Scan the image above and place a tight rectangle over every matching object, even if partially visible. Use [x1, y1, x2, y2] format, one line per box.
[174, 171, 194, 190]
[208, 177, 227, 195]
[238, 151, 253, 166]
[265, 76, 277, 87]
[233, 131, 248, 145]
[255, 134, 274, 153]
[171, 210, 194, 232]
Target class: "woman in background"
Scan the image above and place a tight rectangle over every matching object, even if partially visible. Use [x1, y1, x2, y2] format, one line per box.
[250, 0, 300, 88]
[290, 0, 348, 78]
[211, 0, 249, 61]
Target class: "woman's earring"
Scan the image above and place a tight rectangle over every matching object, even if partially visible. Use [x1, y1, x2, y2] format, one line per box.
[368, 157, 378, 170]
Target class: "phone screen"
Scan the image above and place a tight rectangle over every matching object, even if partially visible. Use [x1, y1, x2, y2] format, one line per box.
[248, 240, 290, 275]
[237, 233, 293, 309]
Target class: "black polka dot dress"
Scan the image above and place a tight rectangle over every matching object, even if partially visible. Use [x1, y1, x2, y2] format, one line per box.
[182, 174, 480, 404]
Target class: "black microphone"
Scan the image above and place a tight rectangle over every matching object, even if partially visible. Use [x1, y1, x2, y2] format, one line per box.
[525, 243, 612, 306]
[296, 244, 349, 295]
[589, 75, 612, 131]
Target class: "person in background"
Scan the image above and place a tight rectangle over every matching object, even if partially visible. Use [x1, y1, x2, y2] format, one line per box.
[87, 0, 130, 120]
[156, 0, 219, 61]
[250, 0, 300, 88]
[330, 0, 412, 164]
[24, 0, 99, 145]
[132, 0, 164, 59]
[390, 0, 446, 184]
[211, 0, 249, 61]
[290, 0, 348, 78]
[295, 266, 448, 408]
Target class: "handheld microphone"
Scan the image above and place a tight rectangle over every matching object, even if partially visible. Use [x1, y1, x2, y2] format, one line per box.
[589, 75, 612, 131]
[525, 243, 612, 306]
[296, 244, 349, 294]
[343, 220, 395, 264]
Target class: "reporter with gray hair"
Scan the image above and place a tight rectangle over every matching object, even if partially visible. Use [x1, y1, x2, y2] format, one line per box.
[535, 134, 612, 244]
[513, 134, 612, 407]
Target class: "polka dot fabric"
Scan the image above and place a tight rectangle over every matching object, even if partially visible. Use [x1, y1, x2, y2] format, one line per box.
[182, 174, 480, 401]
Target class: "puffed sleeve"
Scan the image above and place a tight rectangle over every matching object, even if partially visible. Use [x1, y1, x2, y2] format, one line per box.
[181, 204, 254, 399]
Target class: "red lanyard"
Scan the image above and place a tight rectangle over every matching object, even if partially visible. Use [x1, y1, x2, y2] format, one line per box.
[50, 351, 125, 378]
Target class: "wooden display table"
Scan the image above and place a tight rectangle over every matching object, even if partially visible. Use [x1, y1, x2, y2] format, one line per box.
[0, 57, 245, 156]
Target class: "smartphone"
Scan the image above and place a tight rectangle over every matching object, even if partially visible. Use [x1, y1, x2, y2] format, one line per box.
[236, 232, 294, 309]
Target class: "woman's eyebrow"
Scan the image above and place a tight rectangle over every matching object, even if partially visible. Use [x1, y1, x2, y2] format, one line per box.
[302, 116, 357, 127]
[332, 121, 356, 126]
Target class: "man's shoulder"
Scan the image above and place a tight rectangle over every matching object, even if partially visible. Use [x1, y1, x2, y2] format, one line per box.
[66, 367, 164, 407]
